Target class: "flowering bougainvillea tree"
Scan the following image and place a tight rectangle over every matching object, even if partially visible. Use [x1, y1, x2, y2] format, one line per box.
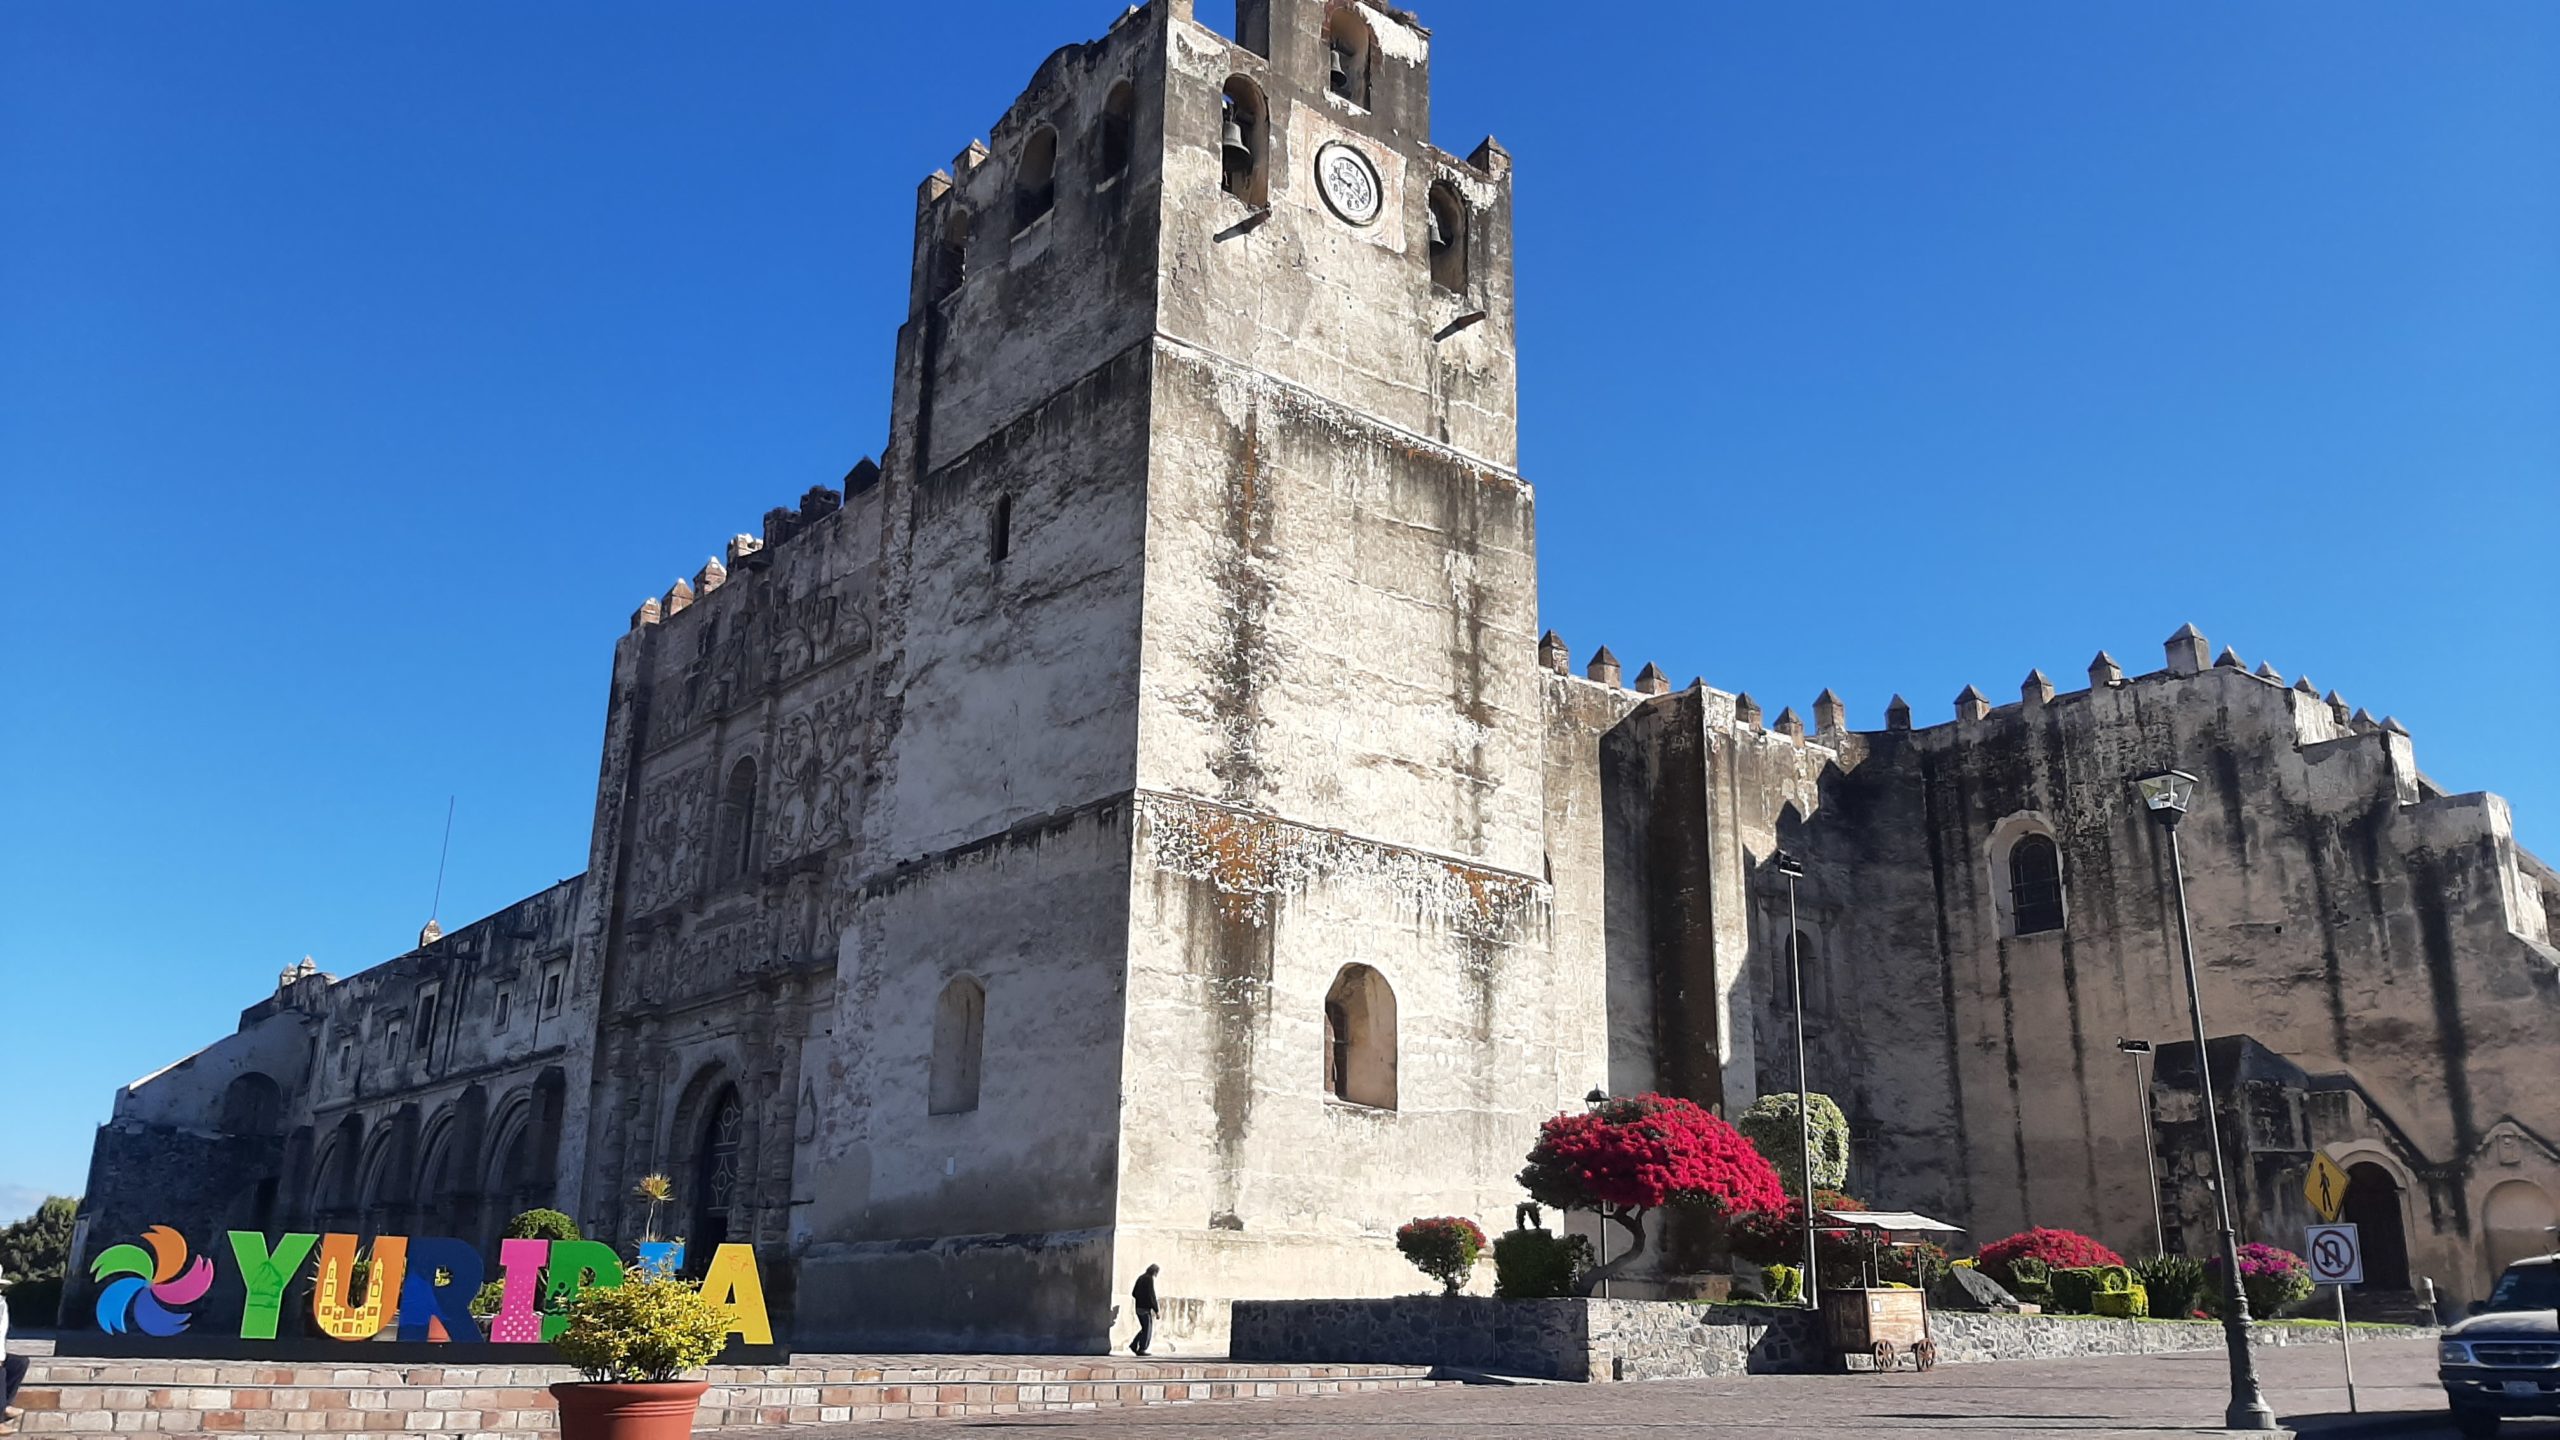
[1517, 1092, 1788, 1296]
[1974, 1227, 2125, 1292]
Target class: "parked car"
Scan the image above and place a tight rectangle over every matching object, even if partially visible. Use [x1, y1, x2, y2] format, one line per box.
[2441, 1253, 2560, 1437]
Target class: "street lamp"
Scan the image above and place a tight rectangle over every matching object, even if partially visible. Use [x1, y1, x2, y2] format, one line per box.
[2133, 768, 2276, 1432]
[2115, 1037, 2165, 1256]
[1774, 849, 1818, 1308]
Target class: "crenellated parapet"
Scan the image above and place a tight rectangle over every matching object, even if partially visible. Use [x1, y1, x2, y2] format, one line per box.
[627, 461, 878, 631]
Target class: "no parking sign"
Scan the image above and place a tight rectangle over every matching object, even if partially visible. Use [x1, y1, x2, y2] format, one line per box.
[2307, 1223, 2364, 1286]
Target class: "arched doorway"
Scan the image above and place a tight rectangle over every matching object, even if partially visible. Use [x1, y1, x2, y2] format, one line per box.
[688, 1085, 745, 1267]
[2483, 1180, 2558, 1286]
[2340, 1163, 2411, 1289]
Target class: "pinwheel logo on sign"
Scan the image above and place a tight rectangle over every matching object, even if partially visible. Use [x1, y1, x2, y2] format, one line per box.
[91, 1225, 215, 1336]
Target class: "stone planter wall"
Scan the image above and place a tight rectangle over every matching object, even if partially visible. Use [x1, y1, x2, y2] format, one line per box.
[1230, 1296, 2428, 1383]
[1228, 1297, 1819, 1381]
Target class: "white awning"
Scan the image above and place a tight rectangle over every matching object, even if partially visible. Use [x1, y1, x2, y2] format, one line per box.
[1817, 1209, 1966, 1234]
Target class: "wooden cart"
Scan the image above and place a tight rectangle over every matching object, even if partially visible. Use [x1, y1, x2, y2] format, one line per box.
[1820, 1285, 1937, 1373]
[1810, 1208, 1966, 1374]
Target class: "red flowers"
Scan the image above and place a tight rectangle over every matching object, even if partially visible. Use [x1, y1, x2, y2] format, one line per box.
[1395, 1217, 1490, 1294]
[1518, 1093, 1789, 1218]
[1976, 1227, 2125, 1289]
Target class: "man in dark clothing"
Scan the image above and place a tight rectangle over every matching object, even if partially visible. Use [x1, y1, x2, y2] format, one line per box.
[1129, 1264, 1160, 1356]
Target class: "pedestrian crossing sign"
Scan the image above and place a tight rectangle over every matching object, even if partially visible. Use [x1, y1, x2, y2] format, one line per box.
[2305, 1153, 2350, 1223]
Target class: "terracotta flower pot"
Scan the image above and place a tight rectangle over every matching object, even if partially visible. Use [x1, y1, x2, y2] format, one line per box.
[550, 1380, 712, 1440]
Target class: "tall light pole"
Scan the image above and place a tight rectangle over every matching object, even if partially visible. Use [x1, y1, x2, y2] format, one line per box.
[2116, 1037, 2166, 1256]
[2135, 769, 2277, 1432]
[1774, 849, 1818, 1306]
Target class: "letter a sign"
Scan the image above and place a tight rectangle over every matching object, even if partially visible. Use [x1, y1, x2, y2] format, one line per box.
[2305, 1153, 2350, 1223]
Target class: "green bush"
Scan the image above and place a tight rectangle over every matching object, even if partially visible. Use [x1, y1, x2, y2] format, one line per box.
[7, 1274, 64, 1327]
[1878, 1241, 1951, 1291]
[1734, 1093, 1851, 1197]
[2202, 1244, 2314, 1320]
[2050, 1267, 2104, 1314]
[1492, 1229, 1592, 1300]
[504, 1209, 582, 1244]
[470, 1280, 507, 1319]
[1763, 1263, 1803, 1305]
[2134, 1254, 2207, 1319]
[2093, 1284, 2149, 1318]
[2006, 1257, 2053, 1306]
[550, 1265, 730, 1383]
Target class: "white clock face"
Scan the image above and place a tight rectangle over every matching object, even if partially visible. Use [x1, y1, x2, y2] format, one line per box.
[1314, 142, 1383, 226]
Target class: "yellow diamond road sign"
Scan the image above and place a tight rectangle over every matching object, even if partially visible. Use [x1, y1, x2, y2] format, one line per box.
[2306, 1153, 2350, 1223]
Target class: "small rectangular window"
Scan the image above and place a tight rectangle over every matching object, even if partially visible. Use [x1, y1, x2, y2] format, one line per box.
[543, 968, 565, 1014]
[414, 991, 437, 1053]
[990, 494, 1013, 564]
[494, 989, 513, 1030]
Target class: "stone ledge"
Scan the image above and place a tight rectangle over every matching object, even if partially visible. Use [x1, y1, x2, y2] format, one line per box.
[1231, 1296, 2434, 1382]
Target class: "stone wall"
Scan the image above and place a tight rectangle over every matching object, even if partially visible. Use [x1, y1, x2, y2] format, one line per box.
[1232, 1296, 2427, 1381]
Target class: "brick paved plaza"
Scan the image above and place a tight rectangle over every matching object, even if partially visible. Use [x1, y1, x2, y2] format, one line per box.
[730, 1339, 2521, 1439]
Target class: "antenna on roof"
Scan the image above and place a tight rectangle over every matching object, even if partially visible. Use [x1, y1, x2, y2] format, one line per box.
[423, 796, 455, 947]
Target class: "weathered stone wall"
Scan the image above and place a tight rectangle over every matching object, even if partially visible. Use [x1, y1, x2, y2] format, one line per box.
[1743, 637, 2560, 1305]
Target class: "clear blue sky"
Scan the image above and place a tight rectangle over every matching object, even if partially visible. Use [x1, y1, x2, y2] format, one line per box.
[3, 1, 2553, 1220]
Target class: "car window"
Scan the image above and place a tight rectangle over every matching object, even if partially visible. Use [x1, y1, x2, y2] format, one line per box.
[2487, 1264, 2560, 1312]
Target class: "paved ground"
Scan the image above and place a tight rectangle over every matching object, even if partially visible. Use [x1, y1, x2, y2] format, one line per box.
[729, 1340, 2558, 1439]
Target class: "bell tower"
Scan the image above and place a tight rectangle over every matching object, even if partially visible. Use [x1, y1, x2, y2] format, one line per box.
[796, 0, 1575, 1353]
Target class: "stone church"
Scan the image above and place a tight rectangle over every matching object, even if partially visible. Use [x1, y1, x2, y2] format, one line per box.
[77, 0, 2559, 1352]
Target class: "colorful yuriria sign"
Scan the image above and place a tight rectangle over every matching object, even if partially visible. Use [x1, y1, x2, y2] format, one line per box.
[93, 1228, 771, 1347]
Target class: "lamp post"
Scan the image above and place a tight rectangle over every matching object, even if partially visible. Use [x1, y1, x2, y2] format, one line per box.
[2115, 1037, 2166, 1256]
[1586, 1088, 1611, 1297]
[2134, 768, 2277, 1432]
[1774, 849, 1818, 1307]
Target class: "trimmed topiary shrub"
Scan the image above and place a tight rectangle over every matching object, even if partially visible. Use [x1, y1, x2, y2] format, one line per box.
[504, 1208, 582, 1244]
[2093, 1283, 2150, 1318]
[1763, 1263, 1803, 1305]
[2050, 1266, 2103, 1314]
[1396, 1216, 1489, 1295]
[1491, 1228, 1593, 1300]
[2006, 1257, 2053, 1307]
[1734, 1092, 1851, 1197]
[2203, 1243, 2314, 1319]
[1975, 1228, 2125, 1294]
[2135, 1253, 2208, 1319]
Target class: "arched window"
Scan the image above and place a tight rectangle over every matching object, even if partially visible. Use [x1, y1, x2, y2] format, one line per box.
[1097, 81, 1135, 181]
[1013, 126, 1058, 234]
[1774, 929, 1823, 1013]
[1427, 181, 1469, 293]
[930, 976, 986, 1115]
[220, 1072, 283, 1136]
[1322, 965, 1397, 1110]
[689, 1085, 745, 1256]
[2008, 834, 2065, 935]
[933, 209, 972, 302]
[1220, 77, 1268, 207]
[718, 757, 758, 882]
[1324, 8, 1373, 108]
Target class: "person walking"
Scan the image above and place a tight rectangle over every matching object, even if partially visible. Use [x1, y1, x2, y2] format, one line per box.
[1, 1267, 26, 1437]
[1128, 1264, 1160, 1357]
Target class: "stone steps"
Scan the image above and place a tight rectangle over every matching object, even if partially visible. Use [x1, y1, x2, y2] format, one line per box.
[13, 1354, 1446, 1436]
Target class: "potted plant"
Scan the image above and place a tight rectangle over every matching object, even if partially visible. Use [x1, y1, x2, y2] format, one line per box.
[548, 1262, 731, 1440]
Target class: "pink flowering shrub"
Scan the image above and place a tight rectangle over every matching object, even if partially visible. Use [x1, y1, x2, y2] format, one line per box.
[2203, 1243, 2314, 1318]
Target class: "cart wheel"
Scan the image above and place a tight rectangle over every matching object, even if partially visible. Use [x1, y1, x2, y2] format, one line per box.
[1913, 1339, 1937, 1372]
[1872, 1340, 1897, 1373]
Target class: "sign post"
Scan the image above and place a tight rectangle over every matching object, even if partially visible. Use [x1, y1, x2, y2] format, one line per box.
[2306, 1221, 2364, 1414]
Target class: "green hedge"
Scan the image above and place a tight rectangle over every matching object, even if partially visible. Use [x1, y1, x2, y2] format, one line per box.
[1492, 1229, 1592, 1299]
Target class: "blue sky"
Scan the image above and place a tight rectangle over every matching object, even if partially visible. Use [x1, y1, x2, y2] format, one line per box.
[2, 1, 2552, 1220]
